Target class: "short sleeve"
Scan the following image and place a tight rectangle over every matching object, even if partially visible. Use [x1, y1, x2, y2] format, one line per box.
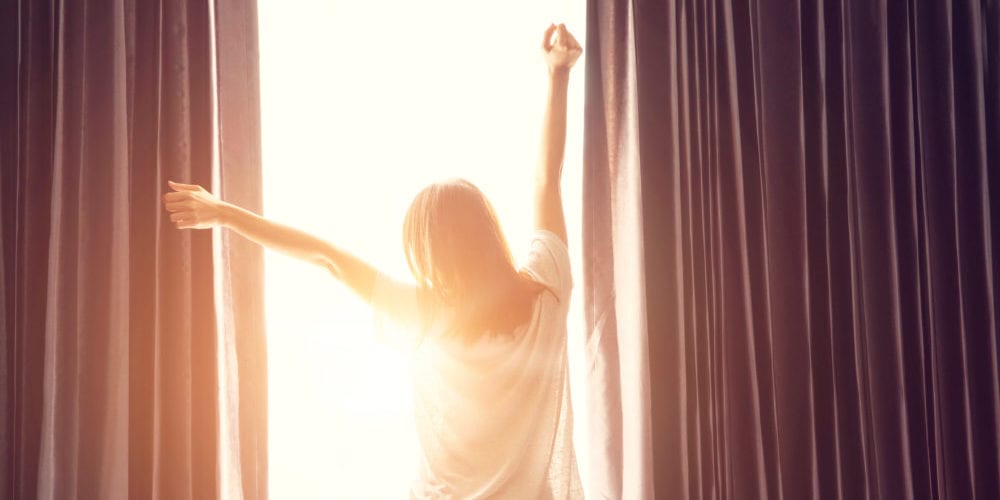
[519, 229, 573, 302]
[371, 273, 422, 350]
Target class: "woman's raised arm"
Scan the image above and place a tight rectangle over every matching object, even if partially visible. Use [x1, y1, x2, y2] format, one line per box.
[534, 23, 581, 246]
[162, 181, 380, 304]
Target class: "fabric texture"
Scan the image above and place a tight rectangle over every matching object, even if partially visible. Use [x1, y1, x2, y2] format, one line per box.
[214, 0, 269, 497]
[584, 0, 1000, 498]
[0, 0, 267, 498]
[373, 230, 583, 499]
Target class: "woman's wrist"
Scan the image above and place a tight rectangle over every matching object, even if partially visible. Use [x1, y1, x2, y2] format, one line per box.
[548, 67, 571, 81]
[217, 201, 238, 228]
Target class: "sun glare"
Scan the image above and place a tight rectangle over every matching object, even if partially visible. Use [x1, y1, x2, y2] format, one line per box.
[258, 1, 586, 497]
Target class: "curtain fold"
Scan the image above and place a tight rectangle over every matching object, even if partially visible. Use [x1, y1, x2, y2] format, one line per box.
[584, 0, 1000, 497]
[128, 0, 220, 497]
[1, 0, 267, 498]
[213, 0, 267, 497]
[581, 0, 652, 496]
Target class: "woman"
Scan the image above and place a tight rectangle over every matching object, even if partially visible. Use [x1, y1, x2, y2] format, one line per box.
[164, 23, 583, 499]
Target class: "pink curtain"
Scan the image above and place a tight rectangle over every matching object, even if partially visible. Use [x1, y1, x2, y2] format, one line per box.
[1, 0, 267, 497]
[581, 0, 654, 497]
[584, 0, 1000, 497]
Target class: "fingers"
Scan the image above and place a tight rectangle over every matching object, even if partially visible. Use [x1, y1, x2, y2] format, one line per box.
[168, 180, 204, 192]
[542, 23, 557, 51]
[546, 23, 581, 54]
[162, 191, 191, 203]
[568, 43, 582, 59]
[170, 213, 203, 230]
[169, 208, 199, 225]
[174, 219, 199, 230]
[555, 24, 569, 51]
[170, 213, 196, 230]
[161, 183, 211, 230]
[163, 201, 191, 213]
[555, 24, 581, 51]
[563, 28, 582, 52]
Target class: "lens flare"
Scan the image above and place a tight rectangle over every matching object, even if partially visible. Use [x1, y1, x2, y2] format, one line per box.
[259, 1, 587, 497]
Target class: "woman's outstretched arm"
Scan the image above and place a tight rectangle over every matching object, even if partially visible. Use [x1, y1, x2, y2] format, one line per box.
[535, 23, 582, 245]
[162, 181, 379, 303]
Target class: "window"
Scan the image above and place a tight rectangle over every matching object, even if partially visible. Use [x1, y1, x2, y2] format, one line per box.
[258, 1, 587, 497]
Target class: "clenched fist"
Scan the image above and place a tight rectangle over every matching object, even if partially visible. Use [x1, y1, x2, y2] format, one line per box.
[162, 181, 227, 230]
[542, 24, 582, 74]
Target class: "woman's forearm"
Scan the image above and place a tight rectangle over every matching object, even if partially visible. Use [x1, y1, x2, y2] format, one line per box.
[537, 70, 570, 186]
[220, 203, 326, 264]
[533, 70, 571, 243]
[219, 203, 377, 302]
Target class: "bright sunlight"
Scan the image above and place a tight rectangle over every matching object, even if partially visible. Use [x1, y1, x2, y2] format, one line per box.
[258, 1, 586, 497]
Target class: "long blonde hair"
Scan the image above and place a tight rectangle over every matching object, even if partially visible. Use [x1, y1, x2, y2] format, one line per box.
[403, 179, 543, 340]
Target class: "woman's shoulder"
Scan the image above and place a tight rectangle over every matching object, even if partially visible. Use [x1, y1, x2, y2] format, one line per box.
[519, 229, 572, 303]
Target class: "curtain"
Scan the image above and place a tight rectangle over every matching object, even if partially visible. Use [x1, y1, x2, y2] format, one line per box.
[213, 0, 268, 497]
[584, 0, 1000, 498]
[1, 0, 267, 498]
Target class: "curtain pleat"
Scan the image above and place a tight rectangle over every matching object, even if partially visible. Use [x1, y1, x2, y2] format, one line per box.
[582, 0, 652, 497]
[584, 0, 1000, 498]
[1, 0, 267, 498]
[213, 0, 267, 497]
[128, 0, 220, 497]
[38, 0, 132, 497]
[4, 0, 61, 497]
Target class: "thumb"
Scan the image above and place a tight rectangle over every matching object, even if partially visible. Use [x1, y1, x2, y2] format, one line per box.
[542, 23, 557, 51]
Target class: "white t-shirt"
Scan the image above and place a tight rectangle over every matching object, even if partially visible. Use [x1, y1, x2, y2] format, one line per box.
[372, 230, 582, 499]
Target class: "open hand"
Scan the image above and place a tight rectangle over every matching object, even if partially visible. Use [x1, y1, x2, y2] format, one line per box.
[542, 23, 582, 74]
[162, 181, 226, 230]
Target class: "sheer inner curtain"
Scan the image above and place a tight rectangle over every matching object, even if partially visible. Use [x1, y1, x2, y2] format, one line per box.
[584, 0, 999, 498]
[1, 0, 266, 498]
